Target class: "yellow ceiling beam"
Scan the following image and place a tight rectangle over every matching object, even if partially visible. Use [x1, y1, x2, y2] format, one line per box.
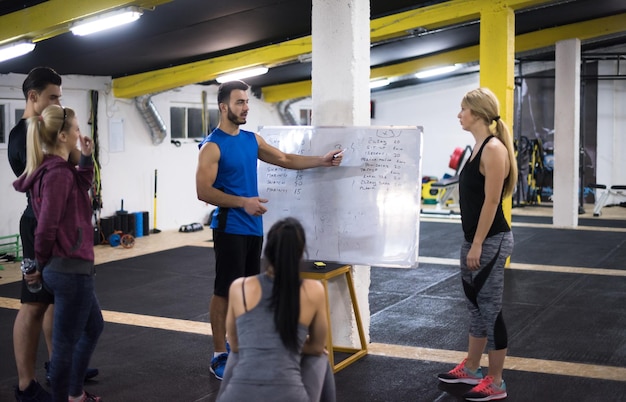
[370, 0, 554, 42]
[0, 0, 610, 101]
[262, 12, 626, 103]
[516, 12, 626, 53]
[112, 0, 556, 98]
[260, 81, 313, 104]
[371, 46, 480, 81]
[0, 0, 172, 45]
[374, 12, 626, 78]
[112, 37, 313, 98]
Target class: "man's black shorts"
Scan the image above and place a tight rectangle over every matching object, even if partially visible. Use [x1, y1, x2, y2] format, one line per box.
[212, 230, 263, 297]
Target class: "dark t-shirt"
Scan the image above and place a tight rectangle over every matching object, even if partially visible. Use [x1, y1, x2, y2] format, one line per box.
[8, 119, 34, 217]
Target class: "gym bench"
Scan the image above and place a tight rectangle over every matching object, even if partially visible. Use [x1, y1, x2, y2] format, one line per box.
[0, 233, 21, 262]
[589, 184, 626, 217]
[430, 176, 460, 209]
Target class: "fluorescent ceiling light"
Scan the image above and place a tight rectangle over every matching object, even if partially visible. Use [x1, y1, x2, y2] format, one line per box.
[71, 7, 143, 36]
[0, 40, 36, 63]
[369, 79, 390, 89]
[216, 66, 269, 83]
[415, 65, 458, 79]
[297, 53, 313, 63]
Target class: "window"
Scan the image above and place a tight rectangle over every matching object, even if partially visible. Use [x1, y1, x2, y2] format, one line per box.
[170, 105, 219, 140]
[299, 108, 312, 125]
[0, 105, 6, 145]
[0, 100, 25, 148]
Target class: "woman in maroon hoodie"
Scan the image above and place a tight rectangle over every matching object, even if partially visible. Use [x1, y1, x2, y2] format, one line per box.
[14, 104, 104, 402]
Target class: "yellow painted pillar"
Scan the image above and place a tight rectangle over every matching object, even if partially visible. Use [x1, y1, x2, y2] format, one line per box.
[479, 3, 515, 265]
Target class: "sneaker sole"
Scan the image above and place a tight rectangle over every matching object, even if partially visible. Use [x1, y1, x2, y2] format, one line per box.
[209, 366, 223, 381]
[438, 376, 483, 385]
[464, 391, 508, 401]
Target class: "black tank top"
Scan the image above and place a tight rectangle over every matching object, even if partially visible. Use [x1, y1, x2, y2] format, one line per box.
[459, 135, 510, 242]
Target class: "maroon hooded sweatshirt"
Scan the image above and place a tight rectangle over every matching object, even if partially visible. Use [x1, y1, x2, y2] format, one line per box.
[13, 154, 95, 274]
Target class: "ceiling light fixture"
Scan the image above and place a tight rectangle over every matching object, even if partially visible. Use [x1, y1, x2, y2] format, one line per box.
[215, 66, 269, 83]
[415, 65, 458, 79]
[0, 40, 36, 63]
[369, 79, 390, 89]
[297, 53, 313, 63]
[71, 7, 143, 36]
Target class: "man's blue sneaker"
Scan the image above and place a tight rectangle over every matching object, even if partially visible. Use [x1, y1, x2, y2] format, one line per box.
[210, 352, 228, 380]
[44, 361, 99, 384]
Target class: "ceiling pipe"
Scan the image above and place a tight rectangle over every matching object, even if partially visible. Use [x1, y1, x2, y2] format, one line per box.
[135, 95, 167, 145]
[277, 98, 305, 125]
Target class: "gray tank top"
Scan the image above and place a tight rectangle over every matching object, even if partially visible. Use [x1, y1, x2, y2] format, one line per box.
[229, 274, 309, 385]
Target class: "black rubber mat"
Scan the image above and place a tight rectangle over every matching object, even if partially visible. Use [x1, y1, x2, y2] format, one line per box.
[420, 220, 626, 270]
[370, 265, 626, 368]
[334, 355, 626, 402]
[95, 246, 215, 319]
[511, 227, 626, 269]
[511, 211, 626, 228]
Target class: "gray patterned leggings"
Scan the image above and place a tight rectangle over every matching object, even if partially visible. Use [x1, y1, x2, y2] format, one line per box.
[460, 231, 514, 351]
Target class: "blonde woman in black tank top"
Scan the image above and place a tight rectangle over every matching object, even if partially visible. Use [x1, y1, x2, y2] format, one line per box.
[437, 88, 517, 402]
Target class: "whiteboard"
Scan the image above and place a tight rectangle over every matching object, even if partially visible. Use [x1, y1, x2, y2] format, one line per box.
[258, 126, 423, 268]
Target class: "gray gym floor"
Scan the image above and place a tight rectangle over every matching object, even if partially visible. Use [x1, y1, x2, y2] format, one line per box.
[1, 207, 625, 401]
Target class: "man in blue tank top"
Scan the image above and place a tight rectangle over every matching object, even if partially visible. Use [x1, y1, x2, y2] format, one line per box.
[196, 80, 344, 380]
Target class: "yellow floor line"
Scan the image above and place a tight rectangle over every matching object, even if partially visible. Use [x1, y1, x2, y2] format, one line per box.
[420, 215, 626, 233]
[418, 256, 626, 276]
[102, 311, 212, 336]
[508, 262, 626, 276]
[367, 343, 626, 382]
[515, 222, 626, 233]
[1, 296, 623, 382]
[0, 297, 212, 336]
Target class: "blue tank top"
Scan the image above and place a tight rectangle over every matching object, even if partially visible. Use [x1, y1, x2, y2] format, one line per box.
[198, 128, 262, 236]
[459, 135, 510, 242]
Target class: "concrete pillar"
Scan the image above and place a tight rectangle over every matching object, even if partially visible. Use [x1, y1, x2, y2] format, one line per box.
[553, 39, 581, 228]
[311, 0, 370, 126]
[597, 61, 626, 195]
[311, 0, 371, 346]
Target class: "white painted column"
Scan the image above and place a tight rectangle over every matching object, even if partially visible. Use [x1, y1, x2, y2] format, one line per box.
[553, 39, 581, 228]
[311, 0, 371, 346]
[597, 60, 626, 195]
[311, 0, 370, 126]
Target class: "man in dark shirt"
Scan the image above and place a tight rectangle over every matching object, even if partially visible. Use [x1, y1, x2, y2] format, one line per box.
[8, 67, 97, 401]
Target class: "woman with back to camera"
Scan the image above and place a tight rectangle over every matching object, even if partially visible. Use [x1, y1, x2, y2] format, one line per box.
[14, 104, 104, 402]
[217, 217, 335, 402]
[437, 88, 517, 401]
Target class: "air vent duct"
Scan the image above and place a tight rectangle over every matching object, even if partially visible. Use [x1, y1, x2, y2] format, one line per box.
[277, 98, 305, 125]
[135, 95, 167, 145]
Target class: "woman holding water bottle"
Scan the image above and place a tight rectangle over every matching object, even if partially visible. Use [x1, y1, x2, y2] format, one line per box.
[14, 104, 104, 402]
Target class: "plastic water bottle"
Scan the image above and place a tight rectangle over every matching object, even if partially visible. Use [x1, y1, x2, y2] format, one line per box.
[20, 258, 42, 293]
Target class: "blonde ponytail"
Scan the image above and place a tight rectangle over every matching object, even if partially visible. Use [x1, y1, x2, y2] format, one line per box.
[23, 105, 74, 177]
[493, 118, 518, 197]
[24, 117, 45, 177]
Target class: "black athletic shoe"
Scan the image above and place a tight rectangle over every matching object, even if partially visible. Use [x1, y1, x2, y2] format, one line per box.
[45, 362, 99, 384]
[14, 379, 52, 402]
